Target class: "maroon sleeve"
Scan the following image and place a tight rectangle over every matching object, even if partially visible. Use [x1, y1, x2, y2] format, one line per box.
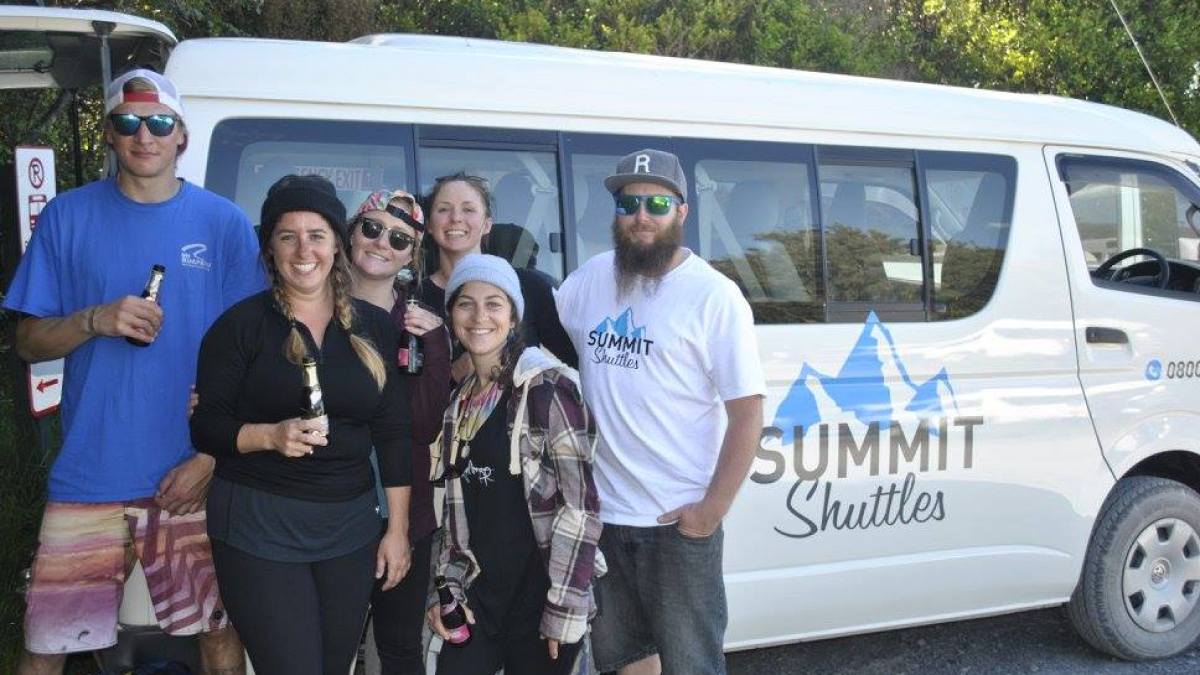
[410, 323, 452, 446]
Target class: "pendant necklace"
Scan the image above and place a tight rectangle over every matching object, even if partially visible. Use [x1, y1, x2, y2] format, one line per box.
[452, 375, 503, 462]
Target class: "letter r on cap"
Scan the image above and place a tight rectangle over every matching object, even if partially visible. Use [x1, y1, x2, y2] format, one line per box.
[634, 154, 650, 174]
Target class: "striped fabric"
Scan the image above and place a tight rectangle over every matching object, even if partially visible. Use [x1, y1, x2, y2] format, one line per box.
[24, 499, 228, 655]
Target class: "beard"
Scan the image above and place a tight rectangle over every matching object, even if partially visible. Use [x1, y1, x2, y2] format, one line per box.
[612, 214, 684, 298]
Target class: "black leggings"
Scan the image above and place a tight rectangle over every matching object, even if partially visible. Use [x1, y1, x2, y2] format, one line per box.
[371, 529, 434, 674]
[211, 538, 377, 675]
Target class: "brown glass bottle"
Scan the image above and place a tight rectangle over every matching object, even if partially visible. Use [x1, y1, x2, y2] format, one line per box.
[397, 299, 424, 375]
[126, 264, 165, 347]
[396, 300, 424, 374]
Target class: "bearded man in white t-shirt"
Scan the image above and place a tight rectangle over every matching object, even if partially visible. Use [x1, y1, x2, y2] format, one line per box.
[555, 149, 765, 675]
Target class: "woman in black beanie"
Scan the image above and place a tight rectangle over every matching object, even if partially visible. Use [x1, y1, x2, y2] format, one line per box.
[190, 174, 413, 674]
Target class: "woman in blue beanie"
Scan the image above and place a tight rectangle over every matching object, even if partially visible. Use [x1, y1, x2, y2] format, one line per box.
[426, 253, 604, 674]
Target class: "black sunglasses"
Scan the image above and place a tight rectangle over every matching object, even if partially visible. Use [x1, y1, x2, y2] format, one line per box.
[108, 113, 179, 137]
[359, 218, 416, 252]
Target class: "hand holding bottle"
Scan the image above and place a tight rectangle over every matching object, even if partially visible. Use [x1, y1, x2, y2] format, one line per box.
[402, 300, 443, 337]
[270, 417, 329, 457]
[428, 576, 474, 645]
[89, 295, 163, 343]
[126, 264, 166, 347]
[398, 299, 440, 375]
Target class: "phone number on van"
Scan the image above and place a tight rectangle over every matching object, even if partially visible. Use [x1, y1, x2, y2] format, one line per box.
[1165, 359, 1200, 379]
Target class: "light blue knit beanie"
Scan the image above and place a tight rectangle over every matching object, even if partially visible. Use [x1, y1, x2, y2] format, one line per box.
[445, 253, 525, 319]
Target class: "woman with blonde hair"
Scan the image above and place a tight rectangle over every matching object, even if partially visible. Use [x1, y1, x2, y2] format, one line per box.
[191, 174, 412, 674]
[348, 188, 451, 674]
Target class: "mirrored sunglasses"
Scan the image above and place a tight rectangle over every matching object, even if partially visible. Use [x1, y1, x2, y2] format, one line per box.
[108, 113, 179, 137]
[615, 193, 678, 217]
[359, 218, 415, 252]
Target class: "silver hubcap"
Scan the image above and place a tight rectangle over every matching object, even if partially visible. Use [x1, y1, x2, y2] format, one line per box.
[1123, 518, 1200, 632]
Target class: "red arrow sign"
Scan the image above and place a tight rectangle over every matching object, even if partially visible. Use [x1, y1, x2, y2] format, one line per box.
[36, 378, 59, 393]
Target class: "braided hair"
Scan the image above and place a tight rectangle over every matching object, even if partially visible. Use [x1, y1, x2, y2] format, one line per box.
[264, 229, 387, 392]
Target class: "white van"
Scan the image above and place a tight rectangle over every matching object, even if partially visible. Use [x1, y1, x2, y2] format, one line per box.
[9, 8, 1200, 665]
[163, 34, 1200, 661]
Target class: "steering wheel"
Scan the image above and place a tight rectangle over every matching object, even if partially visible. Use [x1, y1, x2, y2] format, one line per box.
[1094, 247, 1170, 289]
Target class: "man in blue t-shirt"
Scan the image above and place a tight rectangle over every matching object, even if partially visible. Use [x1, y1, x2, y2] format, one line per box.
[5, 70, 263, 675]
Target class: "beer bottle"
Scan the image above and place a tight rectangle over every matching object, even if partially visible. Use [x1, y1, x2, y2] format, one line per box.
[397, 300, 424, 376]
[300, 357, 328, 436]
[434, 576, 471, 645]
[126, 264, 165, 347]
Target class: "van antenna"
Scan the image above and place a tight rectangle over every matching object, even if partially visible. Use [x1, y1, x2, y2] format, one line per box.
[1107, 0, 1180, 127]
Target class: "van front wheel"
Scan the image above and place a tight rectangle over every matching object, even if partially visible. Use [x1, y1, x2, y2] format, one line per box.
[1068, 475, 1200, 660]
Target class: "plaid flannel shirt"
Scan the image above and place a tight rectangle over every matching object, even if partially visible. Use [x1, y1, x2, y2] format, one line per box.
[433, 347, 604, 644]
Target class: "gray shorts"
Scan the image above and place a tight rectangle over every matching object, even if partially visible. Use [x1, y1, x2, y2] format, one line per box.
[590, 523, 727, 674]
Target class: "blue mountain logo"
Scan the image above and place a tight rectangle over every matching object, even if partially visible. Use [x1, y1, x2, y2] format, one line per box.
[587, 307, 654, 368]
[773, 312, 960, 444]
[595, 308, 646, 339]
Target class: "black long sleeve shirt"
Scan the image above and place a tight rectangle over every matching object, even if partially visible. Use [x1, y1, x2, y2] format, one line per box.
[191, 291, 412, 502]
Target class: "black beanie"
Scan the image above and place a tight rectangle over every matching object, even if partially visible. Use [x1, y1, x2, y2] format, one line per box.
[259, 174, 348, 251]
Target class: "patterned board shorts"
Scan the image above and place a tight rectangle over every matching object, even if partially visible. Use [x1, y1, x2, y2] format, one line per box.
[24, 499, 229, 655]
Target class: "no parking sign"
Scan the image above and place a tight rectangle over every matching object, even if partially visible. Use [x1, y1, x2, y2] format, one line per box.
[14, 146, 62, 417]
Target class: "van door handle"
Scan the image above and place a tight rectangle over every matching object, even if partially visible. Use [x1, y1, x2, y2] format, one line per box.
[1086, 327, 1129, 345]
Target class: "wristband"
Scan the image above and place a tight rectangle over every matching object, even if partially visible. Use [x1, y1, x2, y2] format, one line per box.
[85, 307, 98, 335]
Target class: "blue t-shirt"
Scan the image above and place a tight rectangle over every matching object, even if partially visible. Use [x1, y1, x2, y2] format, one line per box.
[3, 178, 266, 502]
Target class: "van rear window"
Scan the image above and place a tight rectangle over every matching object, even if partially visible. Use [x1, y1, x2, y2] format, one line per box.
[205, 119, 413, 229]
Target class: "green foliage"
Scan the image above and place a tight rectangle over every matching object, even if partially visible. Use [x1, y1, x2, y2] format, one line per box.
[370, 0, 885, 74]
[881, 0, 1200, 135]
[9, 0, 1193, 148]
[0, 331, 54, 670]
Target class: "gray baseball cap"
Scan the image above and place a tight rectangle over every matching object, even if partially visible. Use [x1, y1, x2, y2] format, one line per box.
[604, 148, 687, 203]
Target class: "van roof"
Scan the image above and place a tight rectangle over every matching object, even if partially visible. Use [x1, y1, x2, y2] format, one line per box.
[166, 33, 1199, 156]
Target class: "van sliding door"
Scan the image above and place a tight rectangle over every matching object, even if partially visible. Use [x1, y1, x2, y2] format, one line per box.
[561, 133, 670, 271]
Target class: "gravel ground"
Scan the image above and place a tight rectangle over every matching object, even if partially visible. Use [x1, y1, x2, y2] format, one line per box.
[60, 606, 1200, 673]
[726, 607, 1200, 674]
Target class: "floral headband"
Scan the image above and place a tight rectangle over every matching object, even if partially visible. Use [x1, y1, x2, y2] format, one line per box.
[354, 189, 424, 231]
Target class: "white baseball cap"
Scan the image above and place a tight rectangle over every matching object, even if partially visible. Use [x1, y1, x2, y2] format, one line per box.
[104, 68, 185, 119]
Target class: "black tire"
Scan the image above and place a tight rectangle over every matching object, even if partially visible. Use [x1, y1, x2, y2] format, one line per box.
[1068, 475, 1200, 660]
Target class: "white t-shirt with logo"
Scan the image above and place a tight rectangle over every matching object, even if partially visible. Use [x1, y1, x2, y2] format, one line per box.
[555, 249, 766, 526]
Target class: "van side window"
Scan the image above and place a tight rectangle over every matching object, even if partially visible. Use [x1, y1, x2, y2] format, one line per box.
[418, 147, 563, 281]
[206, 119, 413, 229]
[567, 151, 623, 266]
[563, 134, 671, 269]
[690, 150, 822, 324]
[818, 149, 923, 316]
[1061, 157, 1200, 297]
[923, 152, 1017, 320]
